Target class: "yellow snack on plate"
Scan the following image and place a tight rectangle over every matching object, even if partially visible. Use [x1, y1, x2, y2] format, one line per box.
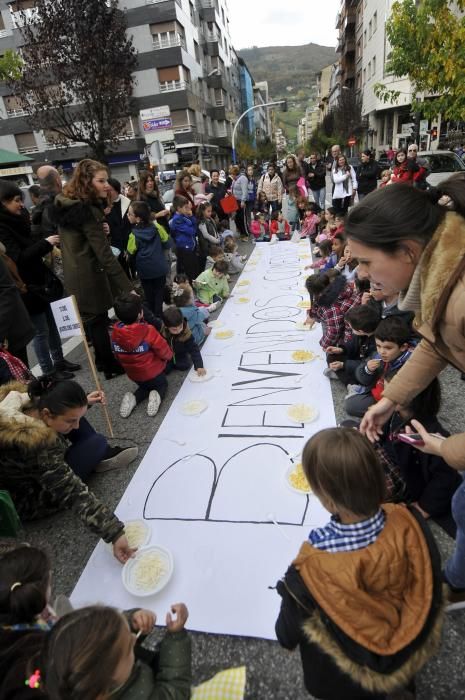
[238, 280, 250, 286]
[132, 552, 167, 592]
[292, 349, 316, 362]
[287, 403, 318, 423]
[215, 329, 234, 339]
[124, 521, 150, 549]
[235, 297, 250, 304]
[288, 463, 312, 493]
[297, 300, 311, 309]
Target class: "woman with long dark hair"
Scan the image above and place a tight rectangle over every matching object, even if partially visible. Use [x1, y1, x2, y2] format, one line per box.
[54, 159, 134, 379]
[137, 170, 170, 232]
[175, 170, 196, 211]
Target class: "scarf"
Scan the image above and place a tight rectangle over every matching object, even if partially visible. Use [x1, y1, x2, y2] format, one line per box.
[0, 349, 33, 382]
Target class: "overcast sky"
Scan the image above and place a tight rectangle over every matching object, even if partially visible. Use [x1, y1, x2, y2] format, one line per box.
[228, 0, 340, 49]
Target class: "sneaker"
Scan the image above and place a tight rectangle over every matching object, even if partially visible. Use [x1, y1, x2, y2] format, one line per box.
[120, 392, 136, 418]
[54, 358, 82, 372]
[207, 301, 221, 312]
[95, 446, 139, 472]
[147, 390, 161, 417]
[446, 584, 465, 612]
[344, 383, 364, 399]
[323, 368, 338, 379]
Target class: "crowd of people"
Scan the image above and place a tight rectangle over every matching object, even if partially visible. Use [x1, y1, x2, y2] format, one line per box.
[0, 146, 465, 699]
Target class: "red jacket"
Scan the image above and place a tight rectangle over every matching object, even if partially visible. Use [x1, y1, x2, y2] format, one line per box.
[391, 162, 426, 184]
[269, 219, 290, 237]
[111, 321, 172, 382]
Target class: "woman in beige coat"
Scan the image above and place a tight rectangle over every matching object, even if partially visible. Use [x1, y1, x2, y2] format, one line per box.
[346, 174, 465, 609]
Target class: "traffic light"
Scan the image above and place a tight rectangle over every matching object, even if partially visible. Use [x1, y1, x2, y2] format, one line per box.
[281, 99, 288, 112]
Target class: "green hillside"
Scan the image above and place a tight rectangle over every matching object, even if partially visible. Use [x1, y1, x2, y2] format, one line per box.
[238, 43, 336, 146]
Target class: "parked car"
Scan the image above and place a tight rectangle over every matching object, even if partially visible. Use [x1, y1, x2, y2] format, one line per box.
[417, 150, 465, 187]
[162, 188, 174, 211]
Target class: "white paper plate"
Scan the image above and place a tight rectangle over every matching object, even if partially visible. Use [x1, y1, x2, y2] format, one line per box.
[207, 320, 223, 328]
[122, 545, 173, 598]
[295, 322, 311, 331]
[285, 463, 312, 495]
[179, 399, 209, 416]
[234, 296, 250, 304]
[106, 519, 151, 553]
[287, 404, 319, 424]
[188, 369, 214, 383]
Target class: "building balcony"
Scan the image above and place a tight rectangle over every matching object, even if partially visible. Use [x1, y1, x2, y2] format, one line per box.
[0, 29, 13, 38]
[6, 108, 28, 117]
[173, 123, 195, 134]
[207, 105, 226, 120]
[152, 34, 186, 51]
[159, 80, 189, 93]
[206, 72, 228, 90]
[18, 145, 39, 154]
[204, 29, 220, 42]
[343, 39, 356, 55]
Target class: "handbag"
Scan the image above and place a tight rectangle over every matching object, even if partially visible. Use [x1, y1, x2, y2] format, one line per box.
[220, 194, 239, 214]
[28, 265, 64, 303]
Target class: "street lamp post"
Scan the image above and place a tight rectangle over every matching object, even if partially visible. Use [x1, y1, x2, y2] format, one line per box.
[231, 100, 286, 164]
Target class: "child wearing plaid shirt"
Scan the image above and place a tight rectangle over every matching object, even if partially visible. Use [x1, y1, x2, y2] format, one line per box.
[276, 427, 443, 700]
[304, 271, 360, 349]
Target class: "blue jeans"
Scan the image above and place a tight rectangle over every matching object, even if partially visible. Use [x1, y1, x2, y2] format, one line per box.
[65, 417, 108, 481]
[445, 479, 465, 588]
[310, 188, 326, 210]
[29, 306, 64, 374]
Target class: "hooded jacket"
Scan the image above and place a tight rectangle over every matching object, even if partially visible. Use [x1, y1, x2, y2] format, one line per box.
[179, 304, 209, 346]
[53, 195, 133, 317]
[194, 268, 229, 304]
[382, 212, 465, 469]
[127, 223, 171, 280]
[169, 213, 197, 251]
[111, 321, 172, 383]
[276, 504, 444, 700]
[0, 383, 124, 543]
[161, 320, 203, 370]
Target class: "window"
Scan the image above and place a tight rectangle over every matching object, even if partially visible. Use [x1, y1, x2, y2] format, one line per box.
[189, 1, 195, 22]
[194, 40, 200, 63]
[150, 21, 185, 50]
[4, 94, 27, 116]
[372, 56, 376, 76]
[363, 29, 367, 47]
[15, 131, 38, 154]
[368, 20, 372, 39]
[373, 11, 377, 33]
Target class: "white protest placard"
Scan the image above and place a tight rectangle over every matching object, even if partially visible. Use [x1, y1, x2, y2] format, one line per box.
[51, 296, 82, 339]
[71, 241, 335, 638]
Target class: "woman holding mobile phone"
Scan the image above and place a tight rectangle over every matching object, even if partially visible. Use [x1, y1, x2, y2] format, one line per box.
[346, 173, 465, 610]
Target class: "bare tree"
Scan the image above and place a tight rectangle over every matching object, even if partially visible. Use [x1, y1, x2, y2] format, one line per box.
[12, 0, 137, 160]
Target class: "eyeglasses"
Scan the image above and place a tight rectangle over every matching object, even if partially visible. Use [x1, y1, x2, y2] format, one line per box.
[408, 148, 417, 152]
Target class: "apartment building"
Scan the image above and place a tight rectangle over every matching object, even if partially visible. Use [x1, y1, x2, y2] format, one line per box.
[0, 0, 246, 181]
[253, 83, 270, 142]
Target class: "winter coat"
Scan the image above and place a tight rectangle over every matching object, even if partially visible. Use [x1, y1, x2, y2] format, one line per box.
[0, 382, 124, 543]
[161, 320, 203, 370]
[332, 166, 358, 199]
[0, 255, 34, 354]
[0, 624, 47, 700]
[383, 212, 465, 468]
[306, 160, 326, 190]
[391, 160, 426, 185]
[356, 347, 412, 401]
[169, 213, 197, 252]
[247, 177, 257, 202]
[194, 268, 229, 304]
[231, 174, 248, 203]
[205, 182, 226, 217]
[0, 207, 55, 315]
[366, 297, 415, 328]
[174, 187, 196, 211]
[309, 275, 359, 349]
[275, 504, 444, 700]
[269, 219, 291, 238]
[179, 304, 209, 346]
[197, 218, 219, 256]
[127, 223, 171, 280]
[114, 631, 191, 700]
[338, 332, 377, 376]
[223, 251, 245, 274]
[106, 194, 132, 252]
[301, 213, 320, 238]
[356, 160, 379, 195]
[380, 414, 461, 519]
[257, 173, 284, 203]
[140, 192, 169, 232]
[111, 321, 172, 383]
[30, 190, 59, 241]
[282, 165, 303, 192]
[53, 194, 133, 318]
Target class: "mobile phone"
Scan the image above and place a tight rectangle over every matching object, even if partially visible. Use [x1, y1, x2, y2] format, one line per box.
[397, 433, 425, 446]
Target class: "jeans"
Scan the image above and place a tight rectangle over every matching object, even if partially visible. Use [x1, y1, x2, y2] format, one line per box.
[270, 200, 280, 214]
[310, 187, 326, 210]
[175, 248, 199, 283]
[65, 417, 108, 481]
[332, 196, 352, 215]
[141, 276, 166, 319]
[30, 306, 64, 375]
[134, 373, 168, 404]
[445, 479, 465, 588]
[234, 202, 248, 238]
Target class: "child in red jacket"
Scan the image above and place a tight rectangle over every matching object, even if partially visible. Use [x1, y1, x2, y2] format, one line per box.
[111, 294, 173, 418]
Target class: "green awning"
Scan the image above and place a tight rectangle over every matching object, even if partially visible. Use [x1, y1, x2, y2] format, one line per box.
[0, 149, 33, 165]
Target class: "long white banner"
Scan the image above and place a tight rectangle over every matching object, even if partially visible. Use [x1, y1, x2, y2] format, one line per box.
[72, 240, 336, 639]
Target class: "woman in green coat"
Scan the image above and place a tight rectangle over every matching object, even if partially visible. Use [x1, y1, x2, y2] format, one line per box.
[54, 159, 134, 379]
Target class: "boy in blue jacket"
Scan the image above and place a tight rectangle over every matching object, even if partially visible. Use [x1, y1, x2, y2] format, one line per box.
[169, 195, 198, 282]
[173, 286, 211, 346]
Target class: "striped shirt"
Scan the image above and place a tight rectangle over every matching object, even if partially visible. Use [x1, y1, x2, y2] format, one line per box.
[309, 508, 385, 553]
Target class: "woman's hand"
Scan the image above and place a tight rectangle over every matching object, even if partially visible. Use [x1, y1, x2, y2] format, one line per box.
[46, 234, 60, 246]
[359, 398, 396, 442]
[131, 609, 156, 635]
[361, 291, 372, 305]
[112, 535, 137, 564]
[156, 209, 170, 218]
[406, 419, 446, 457]
[87, 390, 106, 405]
[166, 603, 189, 632]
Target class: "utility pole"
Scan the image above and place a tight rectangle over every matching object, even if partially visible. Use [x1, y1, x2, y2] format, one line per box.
[232, 100, 286, 164]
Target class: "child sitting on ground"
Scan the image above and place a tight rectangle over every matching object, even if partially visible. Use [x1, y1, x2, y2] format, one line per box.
[376, 378, 461, 532]
[315, 207, 337, 243]
[112, 294, 172, 418]
[321, 232, 345, 272]
[255, 190, 269, 217]
[161, 306, 205, 375]
[269, 210, 291, 240]
[205, 244, 224, 270]
[305, 271, 360, 350]
[174, 285, 211, 346]
[250, 213, 268, 241]
[196, 201, 220, 265]
[324, 303, 380, 386]
[194, 259, 230, 305]
[300, 205, 321, 240]
[40, 603, 191, 699]
[308, 239, 333, 269]
[223, 236, 246, 274]
[345, 316, 413, 418]
[379, 168, 392, 187]
[362, 281, 415, 329]
[218, 219, 236, 244]
[275, 427, 443, 700]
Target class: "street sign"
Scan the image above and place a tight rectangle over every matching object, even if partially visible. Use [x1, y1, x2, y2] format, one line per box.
[140, 105, 170, 120]
[347, 137, 356, 146]
[419, 119, 429, 136]
[161, 140, 176, 153]
[142, 117, 173, 133]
